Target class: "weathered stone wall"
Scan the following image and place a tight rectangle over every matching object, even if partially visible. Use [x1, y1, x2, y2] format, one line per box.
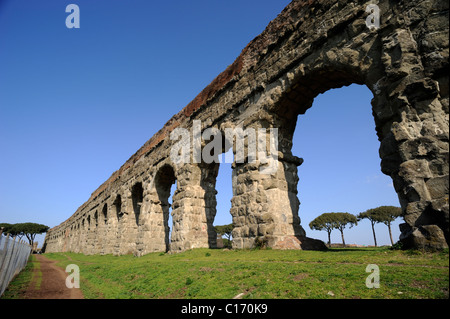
[44, 0, 449, 254]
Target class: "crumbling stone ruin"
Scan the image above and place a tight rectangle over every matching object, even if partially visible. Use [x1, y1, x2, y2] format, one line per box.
[44, 0, 449, 254]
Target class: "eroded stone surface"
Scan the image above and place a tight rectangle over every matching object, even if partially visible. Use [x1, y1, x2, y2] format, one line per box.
[44, 0, 449, 254]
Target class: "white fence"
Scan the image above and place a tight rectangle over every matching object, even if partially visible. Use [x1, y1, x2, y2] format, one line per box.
[0, 232, 32, 296]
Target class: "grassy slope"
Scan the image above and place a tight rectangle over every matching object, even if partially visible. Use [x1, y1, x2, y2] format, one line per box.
[37, 247, 448, 299]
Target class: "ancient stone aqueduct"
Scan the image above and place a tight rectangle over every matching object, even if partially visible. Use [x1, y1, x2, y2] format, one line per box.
[44, 0, 449, 255]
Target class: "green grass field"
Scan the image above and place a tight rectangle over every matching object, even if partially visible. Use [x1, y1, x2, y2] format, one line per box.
[4, 247, 449, 299]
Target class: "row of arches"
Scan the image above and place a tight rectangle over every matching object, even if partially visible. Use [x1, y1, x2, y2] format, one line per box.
[45, 85, 383, 255]
[45, 164, 180, 255]
[43, 0, 449, 252]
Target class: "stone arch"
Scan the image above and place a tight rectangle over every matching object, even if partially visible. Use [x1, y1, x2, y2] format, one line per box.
[267, 67, 378, 249]
[102, 203, 108, 224]
[88, 211, 98, 254]
[98, 203, 108, 254]
[212, 149, 235, 249]
[131, 182, 144, 226]
[153, 163, 177, 252]
[199, 134, 237, 249]
[112, 193, 125, 255]
[199, 162, 220, 248]
[292, 83, 394, 243]
[255, 25, 448, 249]
[80, 218, 86, 252]
[113, 194, 123, 221]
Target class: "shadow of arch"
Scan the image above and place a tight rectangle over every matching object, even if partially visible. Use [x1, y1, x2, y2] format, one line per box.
[113, 194, 122, 221]
[131, 182, 144, 226]
[102, 203, 108, 224]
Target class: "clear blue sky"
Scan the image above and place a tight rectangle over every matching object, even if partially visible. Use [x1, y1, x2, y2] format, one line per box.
[0, 0, 401, 248]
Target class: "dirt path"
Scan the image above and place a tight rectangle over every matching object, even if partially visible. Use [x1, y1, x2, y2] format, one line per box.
[24, 254, 83, 299]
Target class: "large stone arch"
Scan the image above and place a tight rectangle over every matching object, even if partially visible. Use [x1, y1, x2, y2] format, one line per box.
[142, 163, 177, 253]
[44, 0, 448, 253]
[225, 1, 448, 250]
[111, 193, 127, 255]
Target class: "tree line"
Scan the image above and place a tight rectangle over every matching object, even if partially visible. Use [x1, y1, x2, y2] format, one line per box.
[214, 206, 401, 248]
[0, 222, 49, 246]
[308, 206, 402, 247]
[214, 224, 233, 248]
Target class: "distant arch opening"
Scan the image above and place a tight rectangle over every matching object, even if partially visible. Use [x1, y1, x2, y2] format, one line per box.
[102, 203, 108, 224]
[154, 164, 176, 252]
[113, 195, 123, 221]
[213, 149, 234, 248]
[132, 182, 144, 226]
[291, 84, 402, 246]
